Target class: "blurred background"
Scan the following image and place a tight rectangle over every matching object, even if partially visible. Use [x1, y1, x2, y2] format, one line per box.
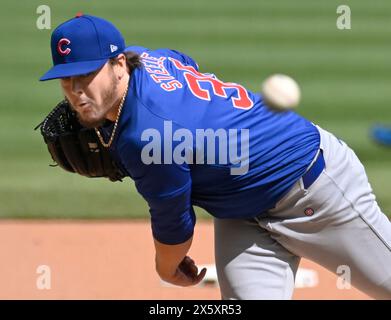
[0, 0, 390, 219]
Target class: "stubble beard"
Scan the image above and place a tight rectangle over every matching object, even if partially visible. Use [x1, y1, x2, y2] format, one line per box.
[74, 74, 119, 129]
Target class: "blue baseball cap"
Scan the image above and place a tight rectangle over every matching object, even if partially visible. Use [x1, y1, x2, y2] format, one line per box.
[40, 13, 125, 81]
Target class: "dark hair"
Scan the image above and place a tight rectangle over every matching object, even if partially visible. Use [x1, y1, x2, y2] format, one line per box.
[109, 51, 142, 74]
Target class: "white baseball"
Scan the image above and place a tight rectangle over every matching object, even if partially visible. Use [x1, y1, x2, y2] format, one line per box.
[261, 74, 301, 112]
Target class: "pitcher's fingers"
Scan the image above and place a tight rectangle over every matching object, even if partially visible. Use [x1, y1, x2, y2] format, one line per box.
[193, 267, 207, 285]
[187, 256, 195, 264]
[182, 262, 198, 279]
[179, 257, 198, 277]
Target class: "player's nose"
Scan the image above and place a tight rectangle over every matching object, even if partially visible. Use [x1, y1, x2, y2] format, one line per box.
[70, 77, 84, 95]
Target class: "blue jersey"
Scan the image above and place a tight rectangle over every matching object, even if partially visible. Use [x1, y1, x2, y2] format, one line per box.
[101, 46, 320, 244]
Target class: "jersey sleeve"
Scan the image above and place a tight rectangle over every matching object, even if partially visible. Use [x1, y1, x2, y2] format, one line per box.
[119, 143, 196, 245]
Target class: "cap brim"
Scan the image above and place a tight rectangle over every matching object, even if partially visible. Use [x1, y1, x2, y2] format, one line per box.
[39, 59, 108, 81]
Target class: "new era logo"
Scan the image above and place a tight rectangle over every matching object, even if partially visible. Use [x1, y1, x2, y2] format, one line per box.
[110, 44, 118, 53]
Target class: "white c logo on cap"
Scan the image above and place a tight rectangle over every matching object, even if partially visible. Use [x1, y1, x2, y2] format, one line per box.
[57, 38, 71, 56]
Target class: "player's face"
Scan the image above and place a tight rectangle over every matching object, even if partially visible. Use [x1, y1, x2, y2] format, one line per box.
[60, 62, 120, 128]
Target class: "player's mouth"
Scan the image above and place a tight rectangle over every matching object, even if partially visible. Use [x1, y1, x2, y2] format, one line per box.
[78, 102, 90, 108]
[77, 103, 95, 118]
[77, 102, 95, 113]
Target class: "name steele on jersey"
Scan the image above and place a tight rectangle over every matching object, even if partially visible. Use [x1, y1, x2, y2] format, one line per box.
[141, 52, 183, 91]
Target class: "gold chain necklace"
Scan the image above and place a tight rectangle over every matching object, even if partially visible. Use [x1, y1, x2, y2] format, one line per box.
[94, 85, 129, 148]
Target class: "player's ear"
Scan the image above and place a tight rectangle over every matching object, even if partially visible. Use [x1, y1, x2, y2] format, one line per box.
[110, 54, 127, 79]
[117, 53, 126, 66]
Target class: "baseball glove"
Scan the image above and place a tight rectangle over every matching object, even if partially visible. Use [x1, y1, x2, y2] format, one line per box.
[35, 100, 125, 182]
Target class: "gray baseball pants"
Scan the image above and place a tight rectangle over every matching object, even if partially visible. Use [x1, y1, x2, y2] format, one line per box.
[214, 125, 391, 299]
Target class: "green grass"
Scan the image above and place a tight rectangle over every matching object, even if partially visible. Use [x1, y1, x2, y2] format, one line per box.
[0, 0, 390, 218]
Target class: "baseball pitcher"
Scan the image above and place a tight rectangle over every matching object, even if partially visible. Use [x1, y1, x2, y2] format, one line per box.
[38, 14, 391, 299]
